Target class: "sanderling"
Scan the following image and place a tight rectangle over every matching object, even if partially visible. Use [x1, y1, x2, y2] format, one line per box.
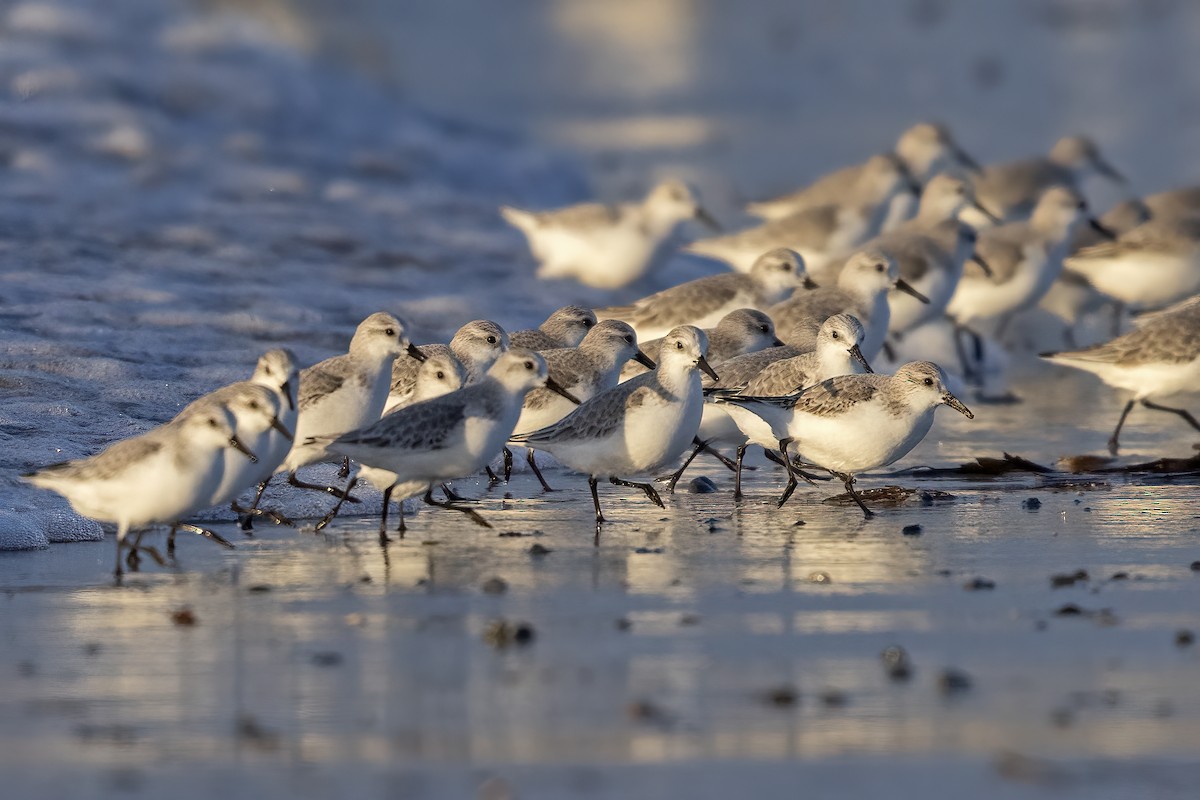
[181, 349, 300, 530]
[356, 353, 465, 539]
[1144, 186, 1200, 218]
[697, 314, 872, 497]
[1041, 295, 1200, 454]
[279, 312, 420, 504]
[851, 173, 996, 336]
[23, 407, 256, 577]
[513, 320, 648, 490]
[970, 135, 1127, 223]
[501, 179, 718, 289]
[321, 350, 560, 529]
[716, 361, 973, 515]
[1041, 199, 1154, 344]
[624, 308, 780, 380]
[510, 306, 597, 350]
[769, 248, 926, 361]
[747, 122, 977, 221]
[692, 154, 917, 272]
[387, 319, 508, 412]
[1064, 215, 1200, 312]
[949, 187, 1106, 372]
[596, 247, 810, 340]
[512, 326, 717, 532]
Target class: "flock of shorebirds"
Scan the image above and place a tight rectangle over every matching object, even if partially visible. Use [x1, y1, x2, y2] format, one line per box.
[23, 122, 1200, 577]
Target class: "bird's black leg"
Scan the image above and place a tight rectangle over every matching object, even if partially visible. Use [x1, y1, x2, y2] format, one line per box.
[527, 448, 554, 492]
[1107, 399, 1136, 455]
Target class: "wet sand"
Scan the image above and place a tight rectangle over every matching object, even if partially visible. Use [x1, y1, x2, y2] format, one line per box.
[4, 379, 1200, 797]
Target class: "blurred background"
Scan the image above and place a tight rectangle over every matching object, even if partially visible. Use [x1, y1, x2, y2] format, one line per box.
[218, 0, 1200, 217]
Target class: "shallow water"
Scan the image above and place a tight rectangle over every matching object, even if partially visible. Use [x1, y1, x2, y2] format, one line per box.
[4, 420, 1200, 797]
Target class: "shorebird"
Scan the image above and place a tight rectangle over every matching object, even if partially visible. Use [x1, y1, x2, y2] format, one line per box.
[970, 135, 1127, 223]
[595, 247, 811, 340]
[320, 351, 564, 529]
[501, 179, 718, 289]
[510, 306, 596, 350]
[512, 326, 717, 534]
[746, 122, 977, 221]
[769, 248, 926, 361]
[1041, 296, 1200, 454]
[692, 154, 918, 272]
[715, 362, 973, 515]
[23, 407, 256, 578]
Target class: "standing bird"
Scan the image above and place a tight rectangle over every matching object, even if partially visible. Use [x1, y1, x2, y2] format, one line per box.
[513, 320, 650, 490]
[770, 248, 926, 361]
[691, 314, 873, 497]
[690, 154, 918, 272]
[189, 348, 299, 530]
[826, 172, 996, 337]
[716, 362, 973, 515]
[320, 351, 563, 529]
[387, 319, 507, 412]
[501, 179, 718, 289]
[23, 407, 256, 578]
[170, 383, 291, 551]
[510, 306, 596, 350]
[969, 135, 1127, 223]
[354, 354, 465, 540]
[623, 308, 781, 380]
[948, 187, 1108, 378]
[747, 122, 978, 221]
[278, 312, 421, 507]
[1041, 296, 1200, 454]
[1063, 215, 1200, 313]
[512, 326, 718, 534]
[596, 247, 811, 340]
[1041, 199, 1153, 345]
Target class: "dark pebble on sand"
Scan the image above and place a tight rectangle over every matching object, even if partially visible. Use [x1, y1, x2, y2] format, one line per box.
[881, 645, 913, 681]
[688, 477, 718, 494]
[819, 688, 848, 707]
[938, 668, 972, 694]
[247, 584, 272, 593]
[1191, 561, 1200, 572]
[902, 524, 922, 536]
[528, 543, 551, 556]
[1110, 571, 1129, 580]
[1055, 604, 1084, 616]
[763, 686, 799, 707]
[484, 620, 536, 648]
[615, 617, 632, 631]
[310, 651, 342, 667]
[633, 547, 664, 554]
[1050, 569, 1088, 588]
[170, 608, 197, 626]
[482, 577, 508, 595]
[1176, 629, 1195, 647]
[964, 577, 996, 591]
[1022, 497, 1042, 510]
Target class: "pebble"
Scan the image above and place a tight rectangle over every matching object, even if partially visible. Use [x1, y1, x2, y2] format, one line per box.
[880, 645, 913, 681]
[1021, 497, 1042, 510]
[528, 543, 552, 556]
[1050, 569, 1088, 588]
[1175, 629, 1194, 647]
[938, 668, 972, 695]
[964, 577, 996, 591]
[481, 577, 508, 595]
[902, 524, 922, 536]
[170, 608, 197, 627]
[687, 476, 718, 494]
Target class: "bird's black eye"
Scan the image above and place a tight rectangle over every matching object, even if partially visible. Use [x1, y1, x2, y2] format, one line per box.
[249, 402, 259, 410]
[524, 360, 534, 370]
[208, 418, 219, 428]
[487, 335, 497, 344]
[876, 263, 885, 272]
[436, 371, 445, 379]
[384, 327, 395, 337]
[923, 377, 933, 386]
[583, 318, 594, 327]
[831, 331, 839, 339]
[624, 335, 633, 344]
[675, 341, 684, 350]
[760, 325, 769, 333]
[781, 263, 792, 271]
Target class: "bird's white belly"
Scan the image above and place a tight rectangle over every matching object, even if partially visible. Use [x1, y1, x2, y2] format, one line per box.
[789, 406, 934, 475]
[721, 402, 788, 450]
[1080, 252, 1200, 309]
